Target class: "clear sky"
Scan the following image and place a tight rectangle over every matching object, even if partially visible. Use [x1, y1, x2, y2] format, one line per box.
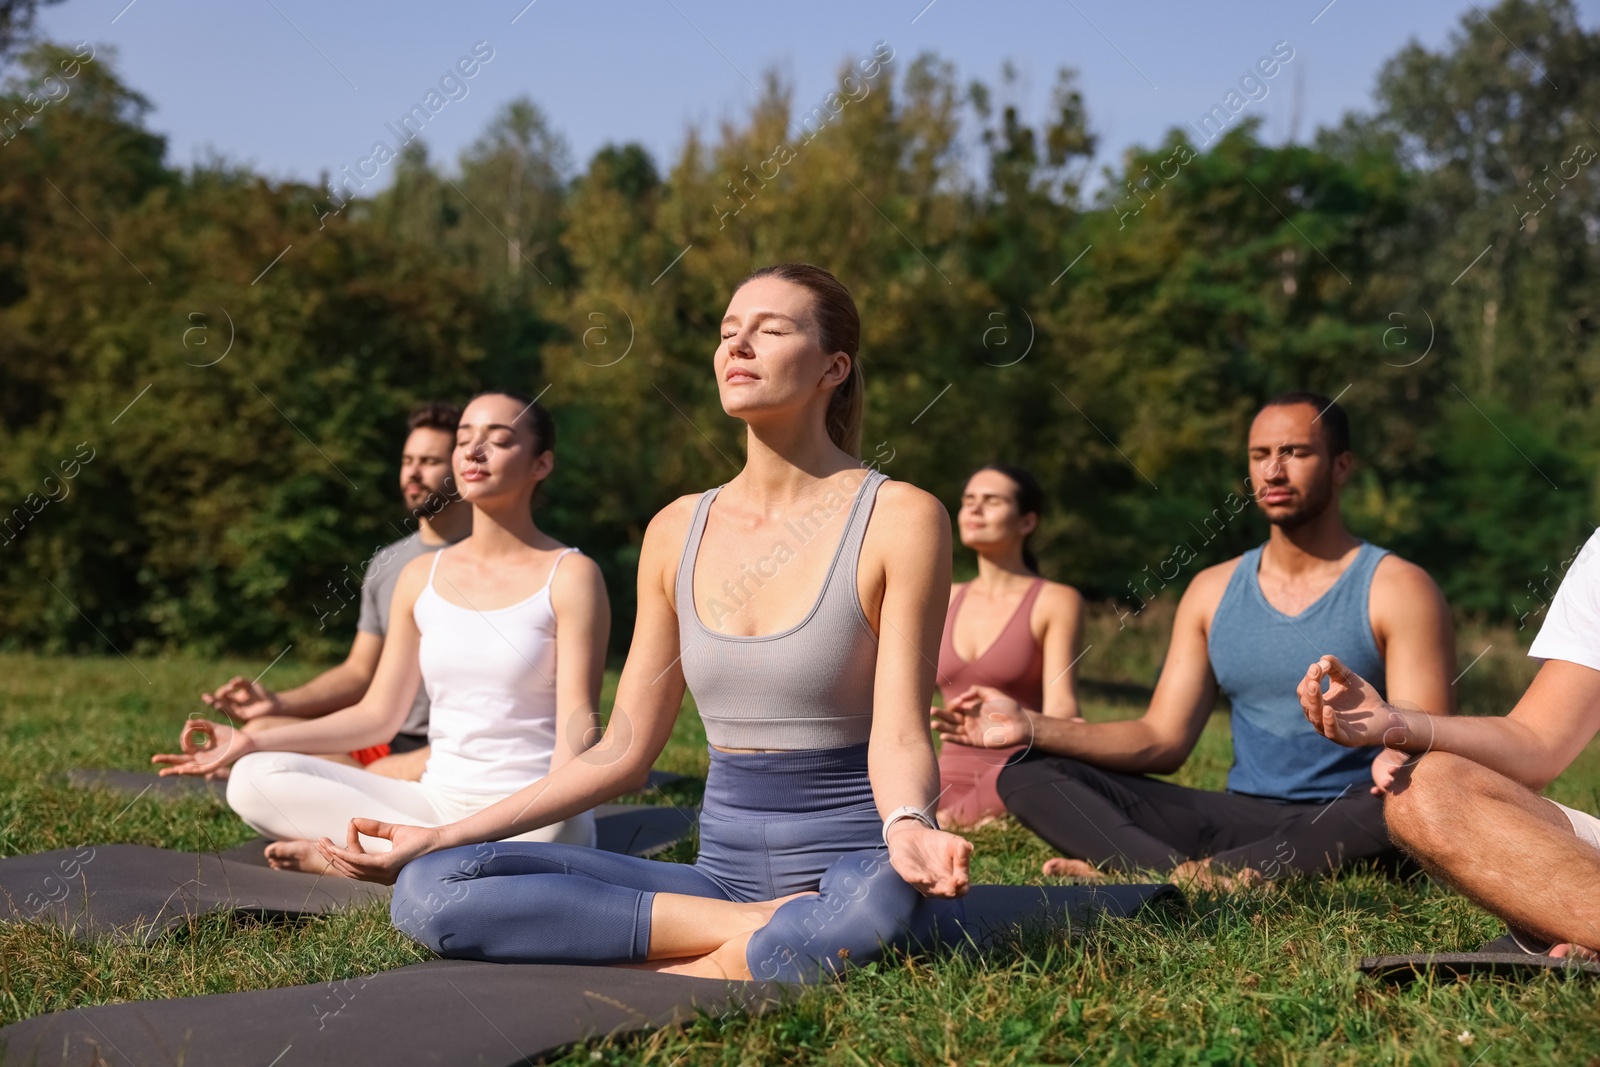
[31, 0, 1600, 195]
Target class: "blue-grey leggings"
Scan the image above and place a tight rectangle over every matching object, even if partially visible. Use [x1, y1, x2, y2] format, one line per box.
[390, 743, 964, 983]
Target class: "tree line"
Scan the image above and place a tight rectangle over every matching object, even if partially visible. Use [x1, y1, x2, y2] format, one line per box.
[1, 0, 1596, 659]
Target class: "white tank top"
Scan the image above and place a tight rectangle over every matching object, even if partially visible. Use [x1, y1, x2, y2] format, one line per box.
[414, 546, 579, 797]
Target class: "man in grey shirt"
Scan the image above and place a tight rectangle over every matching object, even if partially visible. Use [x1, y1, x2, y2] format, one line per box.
[200, 401, 470, 779]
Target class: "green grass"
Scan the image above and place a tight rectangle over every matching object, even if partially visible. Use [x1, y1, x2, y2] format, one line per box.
[3, 614, 1599, 1064]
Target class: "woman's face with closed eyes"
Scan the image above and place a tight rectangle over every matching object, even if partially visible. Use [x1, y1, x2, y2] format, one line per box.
[453, 393, 550, 502]
[715, 276, 850, 421]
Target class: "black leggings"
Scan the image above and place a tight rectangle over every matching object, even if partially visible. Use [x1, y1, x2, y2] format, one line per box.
[995, 755, 1394, 875]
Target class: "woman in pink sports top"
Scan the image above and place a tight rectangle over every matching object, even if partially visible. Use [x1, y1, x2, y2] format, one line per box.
[932, 465, 1084, 828]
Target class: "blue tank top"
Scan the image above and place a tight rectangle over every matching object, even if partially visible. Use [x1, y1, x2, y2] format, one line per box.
[1208, 542, 1388, 801]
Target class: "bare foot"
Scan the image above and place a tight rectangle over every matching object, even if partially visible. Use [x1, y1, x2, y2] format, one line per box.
[1550, 942, 1599, 961]
[264, 839, 334, 875]
[747, 890, 817, 924]
[615, 956, 702, 972]
[937, 809, 1000, 832]
[653, 936, 756, 980]
[1171, 859, 1274, 893]
[1042, 856, 1106, 880]
[1220, 866, 1273, 892]
[631, 890, 820, 980]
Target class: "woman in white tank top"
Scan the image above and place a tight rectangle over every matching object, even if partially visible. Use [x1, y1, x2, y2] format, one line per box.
[152, 392, 606, 870]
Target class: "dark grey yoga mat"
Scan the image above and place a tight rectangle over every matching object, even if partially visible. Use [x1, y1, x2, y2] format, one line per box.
[213, 804, 697, 869]
[594, 803, 698, 858]
[0, 843, 389, 942]
[0, 883, 1174, 1067]
[1360, 951, 1600, 984]
[957, 882, 1182, 948]
[67, 767, 226, 801]
[67, 766, 688, 801]
[0, 806, 697, 941]
[0, 959, 794, 1067]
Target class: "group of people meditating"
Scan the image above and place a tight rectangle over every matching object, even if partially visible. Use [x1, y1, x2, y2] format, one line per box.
[150, 262, 1600, 982]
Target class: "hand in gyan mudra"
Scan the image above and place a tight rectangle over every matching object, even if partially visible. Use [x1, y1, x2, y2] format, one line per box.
[885, 821, 972, 898]
[316, 820, 444, 885]
[150, 718, 255, 777]
[201, 676, 281, 721]
[930, 684, 1033, 749]
[1297, 655, 1407, 749]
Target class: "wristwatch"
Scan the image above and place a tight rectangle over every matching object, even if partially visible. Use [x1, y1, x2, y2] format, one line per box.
[882, 805, 938, 845]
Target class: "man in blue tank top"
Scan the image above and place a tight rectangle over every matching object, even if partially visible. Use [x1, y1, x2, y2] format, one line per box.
[936, 392, 1457, 887]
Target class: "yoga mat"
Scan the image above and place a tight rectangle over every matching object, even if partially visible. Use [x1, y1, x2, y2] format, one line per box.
[66, 766, 687, 800]
[214, 804, 697, 869]
[957, 882, 1182, 948]
[0, 882, 1175, 1066]
[593, 802, 698, 858]
[0, 806, 697, 941]
[1360, 952, 1600, 984]
[67, 767, 226, 801]
[0, 843, 389, 942]
[642, 768, 690, 791]
[0, 959, 793, 1067]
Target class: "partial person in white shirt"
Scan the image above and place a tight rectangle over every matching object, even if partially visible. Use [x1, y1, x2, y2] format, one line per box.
[152, 391, 609, 871]
[1297, 530, 1600, 958]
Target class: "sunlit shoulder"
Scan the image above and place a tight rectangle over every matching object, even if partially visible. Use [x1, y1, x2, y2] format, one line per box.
[869, 477, 948, 531]
[1182, 557, 1242, 617]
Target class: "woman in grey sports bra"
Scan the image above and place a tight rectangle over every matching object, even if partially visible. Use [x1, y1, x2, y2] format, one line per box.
[319, 263, 972, 983]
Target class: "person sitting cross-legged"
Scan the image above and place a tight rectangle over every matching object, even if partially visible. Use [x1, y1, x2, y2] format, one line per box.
[152, 391, 605, 871]
[936, 391, 1458, 889]
[934, 462, 1085, 831]
[312, 264, 973, 984]
[1299, 531, 1600, 957]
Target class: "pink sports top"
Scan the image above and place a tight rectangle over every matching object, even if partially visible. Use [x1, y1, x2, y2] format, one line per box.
[937, 577, 1047, 710]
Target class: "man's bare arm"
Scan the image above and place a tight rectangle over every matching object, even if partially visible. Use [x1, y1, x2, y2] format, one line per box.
[936, 566, 1229, 774]
[270, 631, 385, 716]
[202, 631, 384, 722]
[1304, 657, 1600, 791]
[1369, 555, 1457, 719]
[1029, 569, 1221, 772]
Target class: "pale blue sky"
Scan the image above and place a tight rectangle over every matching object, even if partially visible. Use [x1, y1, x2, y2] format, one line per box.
[32, 0, 1600, 195]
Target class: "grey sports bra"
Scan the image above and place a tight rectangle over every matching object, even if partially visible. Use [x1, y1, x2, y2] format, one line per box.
[675, 467, 886, 751]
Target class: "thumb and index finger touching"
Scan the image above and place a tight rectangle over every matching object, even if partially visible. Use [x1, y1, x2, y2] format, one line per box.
[349, 817, 394, 844]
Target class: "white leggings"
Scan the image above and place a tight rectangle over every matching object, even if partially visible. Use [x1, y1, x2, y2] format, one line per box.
[225, 751, 597, 851]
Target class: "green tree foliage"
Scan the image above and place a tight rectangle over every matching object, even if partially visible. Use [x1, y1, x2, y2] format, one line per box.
[0, 0, 63, 63]
[1, 2, 1597, 658]
[0, 48, 497, 656]
[1316, 0, 1600, 609]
